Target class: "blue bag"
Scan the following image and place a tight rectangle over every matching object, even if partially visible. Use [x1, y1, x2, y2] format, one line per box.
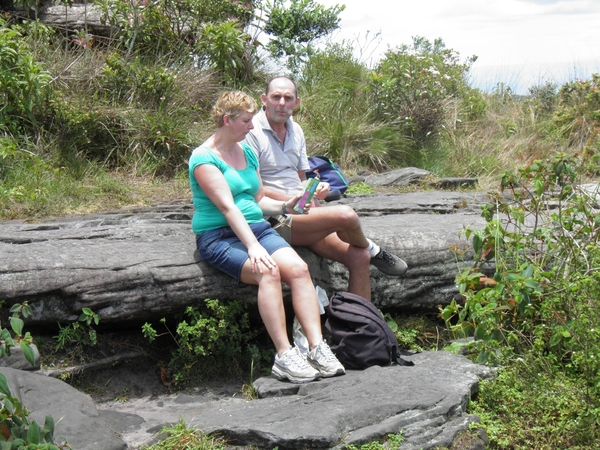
[306, 156, 349, 195]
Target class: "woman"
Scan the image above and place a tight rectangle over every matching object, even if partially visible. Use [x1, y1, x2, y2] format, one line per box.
[189, 91, 345, 383]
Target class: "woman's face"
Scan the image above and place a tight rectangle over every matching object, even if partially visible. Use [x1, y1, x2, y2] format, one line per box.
[226, 111, 254, 141]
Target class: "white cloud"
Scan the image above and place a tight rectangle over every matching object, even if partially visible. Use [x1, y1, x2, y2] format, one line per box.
[316, 0, 600, 93]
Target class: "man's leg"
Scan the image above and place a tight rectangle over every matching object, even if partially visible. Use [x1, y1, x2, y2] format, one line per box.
[288, 205, 371, 299]
[290, 205, 369, 248]
[290, 204, 408, 277]
[306, 233, 372, 300]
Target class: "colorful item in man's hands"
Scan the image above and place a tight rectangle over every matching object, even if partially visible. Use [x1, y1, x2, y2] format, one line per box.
[293, 176, 319, 213]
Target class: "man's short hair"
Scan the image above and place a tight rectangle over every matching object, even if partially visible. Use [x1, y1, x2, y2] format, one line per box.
[212, 91, 258, 127]
[265, 76, 298, 98]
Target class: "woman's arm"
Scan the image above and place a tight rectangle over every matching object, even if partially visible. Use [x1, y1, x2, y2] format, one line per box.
[194, 164, 275, 272]
[254, 170, 310, 215]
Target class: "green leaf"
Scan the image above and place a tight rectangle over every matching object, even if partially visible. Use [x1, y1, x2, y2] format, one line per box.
[0, 373, 11, 397]
[20, 342, 35, 367]
[9, 317, 23, 337]
[3, 397, 14, 414]
[27, 420, 41, 444]
[549, 332, 562, 347]
[475, 325, 487, 340]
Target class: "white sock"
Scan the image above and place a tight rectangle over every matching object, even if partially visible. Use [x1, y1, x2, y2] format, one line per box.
[366, 239, 380, 257]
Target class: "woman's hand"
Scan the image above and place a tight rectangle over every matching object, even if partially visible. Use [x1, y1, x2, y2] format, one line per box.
[247, 242, 276, 273]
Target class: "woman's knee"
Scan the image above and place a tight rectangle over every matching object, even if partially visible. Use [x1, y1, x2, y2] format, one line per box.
[247, 264, 282, 286]
[282, 257, 311, 281]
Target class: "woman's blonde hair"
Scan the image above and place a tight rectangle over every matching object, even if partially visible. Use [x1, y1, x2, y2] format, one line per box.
[212, 91, 258, 127]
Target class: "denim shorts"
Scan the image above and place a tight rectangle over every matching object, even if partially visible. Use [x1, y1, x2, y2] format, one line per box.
[196, 221, 290, 283]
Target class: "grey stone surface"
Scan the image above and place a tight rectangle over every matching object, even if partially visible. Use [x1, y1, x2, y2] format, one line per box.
[0, 343, 40, 370]
[0, 367, 126, 450]
[96, 351, 492, 450]
[0, 191, 495, 449]
[0, 192, 489, 327]
[365, 167, 433, 187]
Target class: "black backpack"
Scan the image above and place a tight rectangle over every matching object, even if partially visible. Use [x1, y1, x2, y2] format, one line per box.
[325, 292, 415, 370]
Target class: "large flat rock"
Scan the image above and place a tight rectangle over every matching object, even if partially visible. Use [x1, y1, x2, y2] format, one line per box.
[97, 351, 492, 449]
[0, 192, 488, 327]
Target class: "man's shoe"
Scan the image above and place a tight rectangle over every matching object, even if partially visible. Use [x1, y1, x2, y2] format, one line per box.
[307, 340, 345, 378]
[371, 248, 408, 276]
[272, 346, 322, 384]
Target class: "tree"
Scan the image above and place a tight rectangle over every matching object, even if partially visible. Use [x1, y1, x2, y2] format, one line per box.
[261, 0, 345, 72]
[369, 36, 478, 144]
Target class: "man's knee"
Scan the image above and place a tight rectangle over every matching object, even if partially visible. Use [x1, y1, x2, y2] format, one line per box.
[322, 205, 360, 227]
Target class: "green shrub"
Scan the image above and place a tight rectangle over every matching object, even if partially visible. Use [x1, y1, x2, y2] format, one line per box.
[97, 0, 254, 62]
[195, 20, 250, 84]
[552, 73, 600, 148]
[369, 36, 477, 153]
[100, 54, 177, 109]
[0, 18, 51, 136]
[263, 0, 344, 72]
[442, 150, 600, 445]
[299, 44, 410, 170]
[0, 302, 69, 448]
[528, 80, 558, 118]
[142, 299, 261, 385]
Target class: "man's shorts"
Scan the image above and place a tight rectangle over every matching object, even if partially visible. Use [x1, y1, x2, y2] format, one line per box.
[196, 221, 290, 284]
[267, 214, 293, 244]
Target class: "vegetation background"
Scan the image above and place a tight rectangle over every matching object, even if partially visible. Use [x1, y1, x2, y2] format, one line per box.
[1, 0, 600, 448]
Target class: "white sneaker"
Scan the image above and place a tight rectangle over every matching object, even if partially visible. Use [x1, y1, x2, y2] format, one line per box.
[307, 340, 345, 378]
[272, 346, 322, 384]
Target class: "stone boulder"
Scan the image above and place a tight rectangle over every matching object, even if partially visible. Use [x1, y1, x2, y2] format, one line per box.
[0, 367, 125, 450]
[0, 349, 492, 450]
[0, 192, 488, 328]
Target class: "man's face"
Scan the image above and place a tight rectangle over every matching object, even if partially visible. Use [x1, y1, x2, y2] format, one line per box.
[261, 79, 300, 126]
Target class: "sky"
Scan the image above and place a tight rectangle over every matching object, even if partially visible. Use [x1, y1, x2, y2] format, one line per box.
[315, 0, 600, 95]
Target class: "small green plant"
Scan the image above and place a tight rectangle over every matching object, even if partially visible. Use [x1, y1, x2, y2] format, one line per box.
[0, 302, 70, 448]
[54, 308, 100, 351]
[140, 418, 226, 450]
[114, 388, 129, 403]
[142, 299, 260, 385]
[344, 431, 403, 450]
[0, 373, 70, 449]
[0, 18, 51, 136]
[0, 302, 36, 366]
[345, 182, 373, 195]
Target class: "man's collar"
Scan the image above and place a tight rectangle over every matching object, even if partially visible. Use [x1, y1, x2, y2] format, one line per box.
[256, 108, 294, 133]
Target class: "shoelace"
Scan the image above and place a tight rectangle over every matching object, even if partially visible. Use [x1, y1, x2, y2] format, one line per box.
[287, 347, 311, 369]
[377, 250, 396, 266]
[314, 343, 337, 361]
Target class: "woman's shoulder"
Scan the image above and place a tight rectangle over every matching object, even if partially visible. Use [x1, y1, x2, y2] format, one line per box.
[241, 142, 258, 168]
[190, 145, 217, 162]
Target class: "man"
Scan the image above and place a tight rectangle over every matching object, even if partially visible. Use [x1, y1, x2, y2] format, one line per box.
[244, 76, 407, 301]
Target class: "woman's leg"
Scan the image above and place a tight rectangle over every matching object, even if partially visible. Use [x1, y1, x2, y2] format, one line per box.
[239, 260, 291, 357]
[271, 247, 323, 348]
